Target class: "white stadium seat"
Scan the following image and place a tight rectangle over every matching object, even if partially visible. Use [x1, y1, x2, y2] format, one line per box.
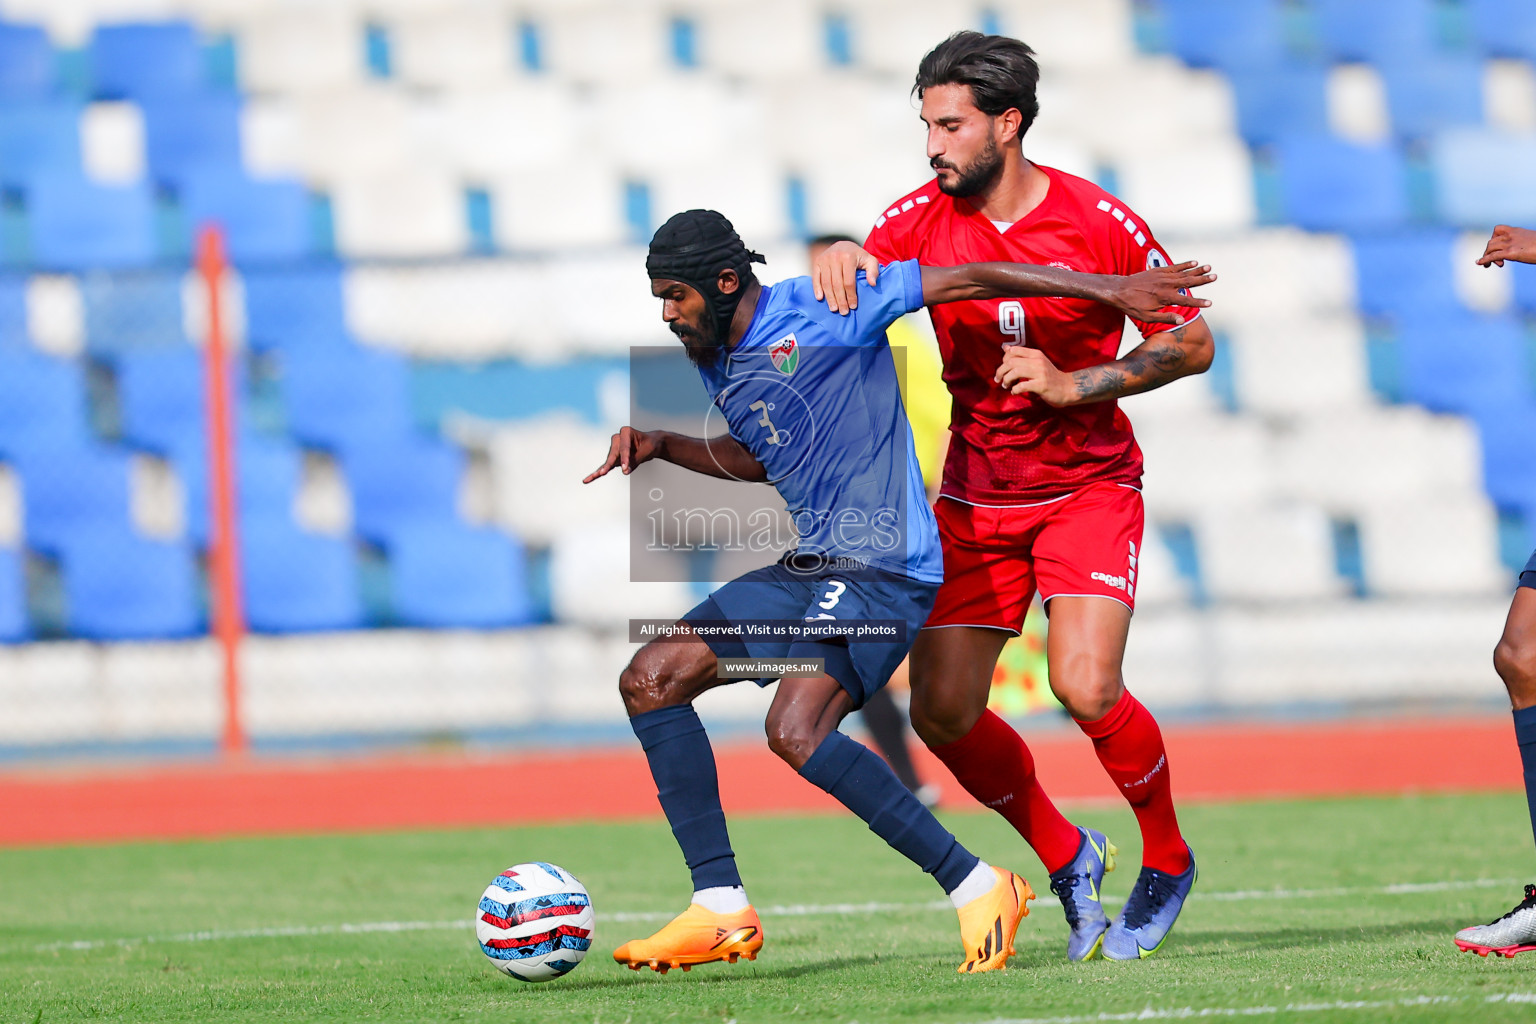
[1229, 315, 1374, 415]
[491, 161, 629, 251]
[1129, 528, 1191, 610]
[344, 261, 541, 358]
[846, 0, 993, 78]
[1272, 406, 1485, 513]
[990, 0, 1135, 72]
[1358, 495, 1508, 597]
[1135, 413, 1276, 518]
[594, 79, 768, 177]
[332, 168, 468, 258]
[1183, 229, 1358, 330]
[543, 248, 676, 355]
[536, 4, 671, 85]
[699, 0, 826, 81]
[237, 4, 365, 94]
[651, 159, 789, 245]
[419, 85, 586, 179]
[1036, 61, 1236, 170]
[283, 88, 422, 183]
[1195, 502, 1346, 603]
[393, 3, 520, 89]
[1117, 137, 1256, 235]
[549, 521, 696, 630]
[484, 415, 629, 547]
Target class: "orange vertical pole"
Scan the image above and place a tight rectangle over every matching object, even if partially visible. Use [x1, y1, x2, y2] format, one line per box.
[198, 225, 246, 757]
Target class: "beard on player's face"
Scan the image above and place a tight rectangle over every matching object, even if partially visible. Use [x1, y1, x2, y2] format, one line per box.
[672, 312, 722, 367]
[932, 129, 1005, 199]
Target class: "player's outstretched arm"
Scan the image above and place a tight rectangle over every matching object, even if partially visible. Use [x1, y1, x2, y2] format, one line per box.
[1478, 225, 1536, 267]
[584, 426, 767, 484]
[994, 318, 1216, 408]
[920, 261, 1214, 325]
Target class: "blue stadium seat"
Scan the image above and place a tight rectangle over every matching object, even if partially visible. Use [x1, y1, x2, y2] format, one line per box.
[1431, 129, 1536, 228]
[0, 348, 91, 458]
[0, 101, 82, 184]
[116, 346, 252, 452]
[340, 436, 464, 543]
[1474, 401, 1536, 515]
[1227, 64, 1330, 146]
[241, 517, 363, 633]
[1277, 137, 1408, 232]
[282, 345, 414, 449]
[412, 358, 623, 429]
[0, 275, 26, 348]
[0, 545, 24, 641]
[387, 523, 533, 629]
[1397, 314, 1534, 414]
[1311, 0, 1438, 64]
[1156, 0, 1288, 73]
[1379, 57, 1483, 138]
[173, 435, 303, 546]
[1469, 0, 1536, 61]
[16, 443, 133, 553]
[242, 264, 349, 351]
[81, 269, 185, 352]
[1509, 261, 1536, 314]
[180, 171, 311, 262]
[140, 93, 242, 183]
[58, 530, 198, 639]
[1350, 231, 1461, 320]
[89, 22, 203, 100]
[0, 22, 54, 100]
[28, 176, 156, 270]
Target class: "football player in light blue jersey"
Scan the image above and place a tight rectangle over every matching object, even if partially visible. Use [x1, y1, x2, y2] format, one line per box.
[586, 209, 1210, 975]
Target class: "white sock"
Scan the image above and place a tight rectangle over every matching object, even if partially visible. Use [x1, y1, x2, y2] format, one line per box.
[948, 860, 997, 909]
[693, 886, 749, 914]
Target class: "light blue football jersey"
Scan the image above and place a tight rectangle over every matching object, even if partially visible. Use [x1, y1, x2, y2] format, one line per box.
[692, 259, 942, 583]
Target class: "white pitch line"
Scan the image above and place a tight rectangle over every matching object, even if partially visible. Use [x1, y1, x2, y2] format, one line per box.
[967, 992, 1536, 1024]
[21, 877, 1522, 954]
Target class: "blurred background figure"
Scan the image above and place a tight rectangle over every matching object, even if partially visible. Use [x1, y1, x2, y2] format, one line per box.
[807, 232, 944, 806]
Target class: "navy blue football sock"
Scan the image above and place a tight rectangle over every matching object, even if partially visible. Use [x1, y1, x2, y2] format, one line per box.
[799, 730, 979, 893]
[1515, 705, 1536, 854]
[630, 705, 742, 890]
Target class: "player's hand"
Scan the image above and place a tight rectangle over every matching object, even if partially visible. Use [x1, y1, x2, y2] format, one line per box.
[583, 426, 663, 482]
[1105, 262, 1215, 324]
[994, 346, 1077, 407]
[811, 241, 879, 315]
[1477, 225, 1536, 267]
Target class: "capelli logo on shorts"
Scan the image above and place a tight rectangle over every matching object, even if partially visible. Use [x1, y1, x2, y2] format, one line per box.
[1091, 571, 1128, 592]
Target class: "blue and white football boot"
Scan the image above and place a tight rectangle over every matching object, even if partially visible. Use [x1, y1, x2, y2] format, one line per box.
[1101, 845, 1197, 961]
[1047, 826, 1118, 961]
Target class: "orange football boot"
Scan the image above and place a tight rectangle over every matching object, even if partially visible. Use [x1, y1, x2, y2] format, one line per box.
[956, 866, 1035, 973]
[612, 903, 764, 973]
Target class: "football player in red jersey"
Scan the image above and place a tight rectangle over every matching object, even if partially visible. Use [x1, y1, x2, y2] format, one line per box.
[813, 32, 1215, 961]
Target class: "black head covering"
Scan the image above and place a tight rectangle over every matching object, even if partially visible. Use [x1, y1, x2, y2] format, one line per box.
[646, 210, 766, 341]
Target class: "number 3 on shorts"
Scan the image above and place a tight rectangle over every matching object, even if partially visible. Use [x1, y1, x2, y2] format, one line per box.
[818, 580, 847, 611]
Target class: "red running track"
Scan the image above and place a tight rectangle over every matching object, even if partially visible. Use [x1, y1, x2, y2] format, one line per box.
[0, 717, 1520, 847]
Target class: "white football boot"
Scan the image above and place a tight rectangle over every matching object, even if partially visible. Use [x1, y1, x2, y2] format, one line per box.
[1455, 884, 1536, 958]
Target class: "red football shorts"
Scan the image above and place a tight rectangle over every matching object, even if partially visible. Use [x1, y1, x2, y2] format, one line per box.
[926, 482, 1145, 633]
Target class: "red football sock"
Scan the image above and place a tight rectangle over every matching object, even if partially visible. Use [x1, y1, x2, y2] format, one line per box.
[1075, 690, 1189, 874]
[928, 709, 1081, 874]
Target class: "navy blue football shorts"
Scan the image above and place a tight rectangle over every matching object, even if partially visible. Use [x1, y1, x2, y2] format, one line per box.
[681, 555, 940, 708]
[1521, 548, 1536, 591]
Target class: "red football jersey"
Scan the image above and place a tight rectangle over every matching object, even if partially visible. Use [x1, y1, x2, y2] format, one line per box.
[864, 164, 1201, 504]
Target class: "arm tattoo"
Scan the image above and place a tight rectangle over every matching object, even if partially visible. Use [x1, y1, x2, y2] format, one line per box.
[1069, 326, 1193, 403]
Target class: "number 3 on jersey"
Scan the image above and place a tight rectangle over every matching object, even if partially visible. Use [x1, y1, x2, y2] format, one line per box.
[998, 300, 1026, 348]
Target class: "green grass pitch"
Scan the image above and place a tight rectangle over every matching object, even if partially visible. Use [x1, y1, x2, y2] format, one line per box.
[4, 793, 1536, 1023]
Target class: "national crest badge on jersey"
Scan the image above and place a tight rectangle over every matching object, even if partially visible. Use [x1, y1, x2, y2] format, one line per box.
[769, 333, 799, 375]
